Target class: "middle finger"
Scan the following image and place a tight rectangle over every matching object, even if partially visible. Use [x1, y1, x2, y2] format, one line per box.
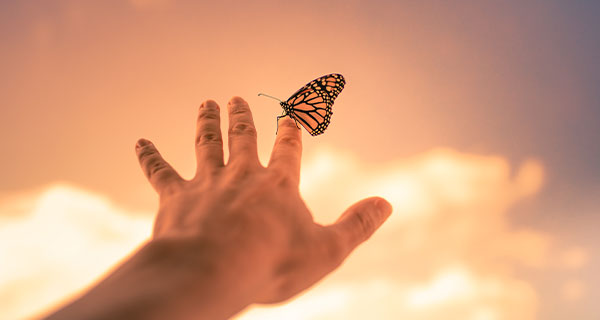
[227, 96, 259, 166]
[195, 100, 224, 176]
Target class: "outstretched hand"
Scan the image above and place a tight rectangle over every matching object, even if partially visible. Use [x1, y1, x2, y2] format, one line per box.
[47, 96, 392, 320]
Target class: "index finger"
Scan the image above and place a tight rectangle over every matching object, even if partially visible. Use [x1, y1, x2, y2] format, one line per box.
[268, 117, 302, 184]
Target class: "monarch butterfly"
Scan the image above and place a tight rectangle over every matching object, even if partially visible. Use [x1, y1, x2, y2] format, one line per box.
[259, 73, 346, 136]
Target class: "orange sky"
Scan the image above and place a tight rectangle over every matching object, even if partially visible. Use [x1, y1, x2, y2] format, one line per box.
[1, 1, 598, 319]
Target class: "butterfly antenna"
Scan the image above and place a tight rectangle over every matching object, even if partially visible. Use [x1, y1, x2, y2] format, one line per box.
[258, 93, 283, 103]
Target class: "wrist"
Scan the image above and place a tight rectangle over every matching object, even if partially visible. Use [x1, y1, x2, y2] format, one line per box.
[141, 236, 276, 319]
[127, 237, 265, 320]
[46, 237, 264, 320]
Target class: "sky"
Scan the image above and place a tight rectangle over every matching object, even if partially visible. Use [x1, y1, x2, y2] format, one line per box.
[0, 1, 598, 319]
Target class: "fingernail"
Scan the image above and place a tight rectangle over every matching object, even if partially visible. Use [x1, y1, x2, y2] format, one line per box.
[376, 199, 392, 215]
[229, 96, 245, 105]
[136, 138, 150, 149]
[201, 100, 219, 110]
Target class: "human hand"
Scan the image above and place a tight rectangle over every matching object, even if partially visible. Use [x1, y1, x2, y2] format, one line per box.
[46, 96, 392, 320]
[135, 96, 392, 317]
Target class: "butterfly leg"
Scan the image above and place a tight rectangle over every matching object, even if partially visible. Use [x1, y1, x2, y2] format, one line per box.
[276, 112, 300, 134]
[276, 115, 283, 135]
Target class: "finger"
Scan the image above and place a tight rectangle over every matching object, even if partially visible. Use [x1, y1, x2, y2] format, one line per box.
[268, 117, 302, 184]
[227, 96, 259, 165]
[135, 139, 184, 195]
[324, 197, 392, 258]
[195, 100, 224, 175]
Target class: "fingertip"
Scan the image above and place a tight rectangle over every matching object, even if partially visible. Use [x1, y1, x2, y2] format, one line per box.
[136, 138, 151, 149]
[325, 197, 393, 258]
[200, 99, 219, 110]
[278, 117, 299, 129]
[374, 197, 393, 217]
[228, 96, 247, 106]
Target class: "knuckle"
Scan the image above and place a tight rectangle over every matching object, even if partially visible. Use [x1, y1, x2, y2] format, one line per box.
[277, 135, 301, 148]
[229, 122, 257, 137]
[277, 173, 292, 188]
[229, 103, 249, 115]
[150, 161, 170, 176]
[137, 146, 156, 161]
[195, 131, 222, 146]
[229, 162, 254, 179]
[269, 166, 287, 178]
[144, 156, 162, 174]
[198, 108, 220, 121]
[271, 170, 297, 188]
[205, 166, 223, 177]
[354, 212, 375, 241]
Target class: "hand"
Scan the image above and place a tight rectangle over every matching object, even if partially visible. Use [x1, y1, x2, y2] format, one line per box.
[46, 96, 392, 320]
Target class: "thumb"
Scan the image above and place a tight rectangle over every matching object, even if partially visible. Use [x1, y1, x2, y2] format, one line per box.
[327, 197, 392, 254]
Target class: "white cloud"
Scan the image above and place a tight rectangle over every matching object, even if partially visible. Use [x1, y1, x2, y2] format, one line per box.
[0, 183, 152, 319]
[0, 148, 588, 320]
[238, 147, 558, 319]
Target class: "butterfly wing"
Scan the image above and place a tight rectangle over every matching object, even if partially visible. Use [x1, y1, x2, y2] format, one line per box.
[285, 73, 346, 136]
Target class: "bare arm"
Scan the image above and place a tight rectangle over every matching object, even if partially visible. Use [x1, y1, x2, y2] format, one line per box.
[45, 97, 392, 320]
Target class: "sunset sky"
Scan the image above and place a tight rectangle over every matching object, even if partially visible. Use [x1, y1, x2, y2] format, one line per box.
[1, 1, 598, 319]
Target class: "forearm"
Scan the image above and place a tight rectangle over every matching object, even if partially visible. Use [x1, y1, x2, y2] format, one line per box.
[45, 238, 257, 320]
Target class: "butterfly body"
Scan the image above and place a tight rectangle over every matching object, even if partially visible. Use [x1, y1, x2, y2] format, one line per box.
[261, 73, 346, 136]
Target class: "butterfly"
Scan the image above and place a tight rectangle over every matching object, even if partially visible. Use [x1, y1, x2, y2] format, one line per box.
[259, 73, 346, 136]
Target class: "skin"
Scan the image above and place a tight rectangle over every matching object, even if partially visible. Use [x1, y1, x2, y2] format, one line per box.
[45, 96, 392, 320]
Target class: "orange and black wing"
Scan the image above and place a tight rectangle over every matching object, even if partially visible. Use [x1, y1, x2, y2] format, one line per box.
[285, 73, 345, 136]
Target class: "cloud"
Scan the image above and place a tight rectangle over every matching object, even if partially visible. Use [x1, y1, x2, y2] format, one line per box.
[0, 148, 588, 319]
[239, 269, 537, 320]
[0, 184, 152, 319]
[238, 147, 578, 319]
